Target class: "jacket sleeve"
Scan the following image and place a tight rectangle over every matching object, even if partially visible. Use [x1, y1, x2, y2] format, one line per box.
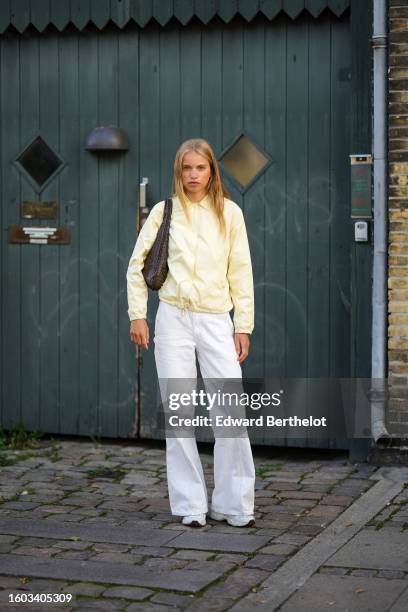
[227, 206, 255, 334]
[126, 201, 165, 321]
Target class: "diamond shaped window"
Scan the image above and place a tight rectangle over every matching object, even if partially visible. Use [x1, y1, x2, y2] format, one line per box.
[219, 134, 270, 190]
[15, 136, 64, 190]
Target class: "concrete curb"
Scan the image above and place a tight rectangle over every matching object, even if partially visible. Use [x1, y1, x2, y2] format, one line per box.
[230, 467, 408, 611]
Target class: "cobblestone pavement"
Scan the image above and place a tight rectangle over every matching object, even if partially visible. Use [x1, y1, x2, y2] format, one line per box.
[0, 439, 403, 610]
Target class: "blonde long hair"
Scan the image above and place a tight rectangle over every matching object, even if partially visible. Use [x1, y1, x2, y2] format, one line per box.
[172, 138, 229, 236]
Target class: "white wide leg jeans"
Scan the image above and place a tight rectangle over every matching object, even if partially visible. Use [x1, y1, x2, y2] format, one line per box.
[153, 300, 255, 517]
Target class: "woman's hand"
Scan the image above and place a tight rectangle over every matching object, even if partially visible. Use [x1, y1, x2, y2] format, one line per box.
[130, 319, 149, 349]
[234, 333, 250, 364]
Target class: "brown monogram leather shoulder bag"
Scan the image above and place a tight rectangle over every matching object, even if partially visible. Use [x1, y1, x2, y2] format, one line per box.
[142, 197, 172, 291]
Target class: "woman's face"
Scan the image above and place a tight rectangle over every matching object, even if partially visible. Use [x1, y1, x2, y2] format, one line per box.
[181, 150, 212, 201]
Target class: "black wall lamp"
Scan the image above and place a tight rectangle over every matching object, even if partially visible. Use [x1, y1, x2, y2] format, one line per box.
[85, 126, 129, 152]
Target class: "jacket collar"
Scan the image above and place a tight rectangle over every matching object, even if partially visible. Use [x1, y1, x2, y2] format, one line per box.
[180, 193, 212, 210]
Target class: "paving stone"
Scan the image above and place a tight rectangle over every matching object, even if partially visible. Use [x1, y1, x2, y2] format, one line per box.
[198, 567, 269, 602]
[274, 533, 312, 546]
[53, 540, 91, 551]
[14, 546, 56, 557]
[326, 527, 408, 571]
[172, 549, 214, 561]
[0, 576, 28, 589]
[350, 568, 378, 577]
[166, 531, 270, 553]
[280, 499, 316, 508]
[259, 543, 298, 556]
[278, 575, 407, 612]
[122, 473, 159, 486]
[92, 543, 130, 553]
[126, 603, 174, 612]
[89, 552, 138, 564]
[266, 483, 300, 491]
[62, 582, 105, 597]
[102, 586, 153, 600]
[389, 587, 408, 611]
[318, 567, 348, 575]
[55, 550, 90, 560]
[130, 546, 173, 558]
[151, 591, 193, 606]
[0, 554, 223, 593]
[143, 557, 188, 570]
[307, 505, 343, 518]
[276, 490, 322, 501]
[0, 534, 18, 543]
[290, 525, 323, 536]
[0, 517, 180, 547]
[1, 502, 40, 511]
[23, 578, 68, 592]
[71, 597, 127, 609]
[0, 543, 14, 553]
[320, 494, 354, 506]
[377, 570, 406, 579]
[213, 553, 248, 565]
[244, 554, 285, 572]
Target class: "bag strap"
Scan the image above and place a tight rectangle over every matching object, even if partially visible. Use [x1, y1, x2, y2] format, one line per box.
[164, 197, 173, 217]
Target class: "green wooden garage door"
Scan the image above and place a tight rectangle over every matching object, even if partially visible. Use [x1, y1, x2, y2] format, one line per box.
[139, 13, 352, 443]
[0, 9, 352, 442]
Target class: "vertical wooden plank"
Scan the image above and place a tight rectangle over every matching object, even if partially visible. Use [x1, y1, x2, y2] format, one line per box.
[59, 30, 80, 434]
[0, 38, 2, 426]
[307, 15, 331, 378]
[221, 20, 244, 207]
[1, 34, 22, 428]
[78, 31, 99, 436]
[50, 0, 70, 31]
[305, 0, 328, 17]
[152, 0, 173, 26]
[160, 22, 180, 194]
[238, 0, 260, 21]
[283, 0, 305, 19]
[330, 15, 352, 377]
[194, 0, 217, 24]
[20, 33, 41, 431]
[30, 0, 50, 32]
[218, 1, 240, 23]
[98, 28, 120, 438]
[0, 1, 11, 34]
[242, 16, 265, 381]
[117, 27, 140, 437]
[264, 18, 286, 381]
[285, 16, 309, 378]
[305, 15, 332, 450]
[11, 0, 30, 34]
[350, 0, 372, 379]
[260, 0, 283, 20]
[174, 0, 194, 25]
[180, 21, 201, 140]
[70, 0, 91, 31]
[130, 0, 153, 27]
[38, 31, 61, 433]
[91, 0, 111, 29]
[139, 22, 161, 437]
[201, 20, 223, 151]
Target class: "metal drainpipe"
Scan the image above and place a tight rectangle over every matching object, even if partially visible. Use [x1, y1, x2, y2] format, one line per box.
[371, 0, 390, 443]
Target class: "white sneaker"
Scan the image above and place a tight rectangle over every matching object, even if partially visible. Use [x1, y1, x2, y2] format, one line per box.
[210, 510, 255, 527]
[181, 514, 206, 527]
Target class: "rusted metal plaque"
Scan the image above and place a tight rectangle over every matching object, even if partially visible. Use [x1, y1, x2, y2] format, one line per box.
[21, 201, 57, 219]
[8, 225, 70, 245]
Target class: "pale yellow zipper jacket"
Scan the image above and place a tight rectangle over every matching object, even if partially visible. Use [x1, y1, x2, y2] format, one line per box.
[126, 194, 254, 334]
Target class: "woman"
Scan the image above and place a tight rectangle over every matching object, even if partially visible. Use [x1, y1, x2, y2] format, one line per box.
[126, 138, 255, 528]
